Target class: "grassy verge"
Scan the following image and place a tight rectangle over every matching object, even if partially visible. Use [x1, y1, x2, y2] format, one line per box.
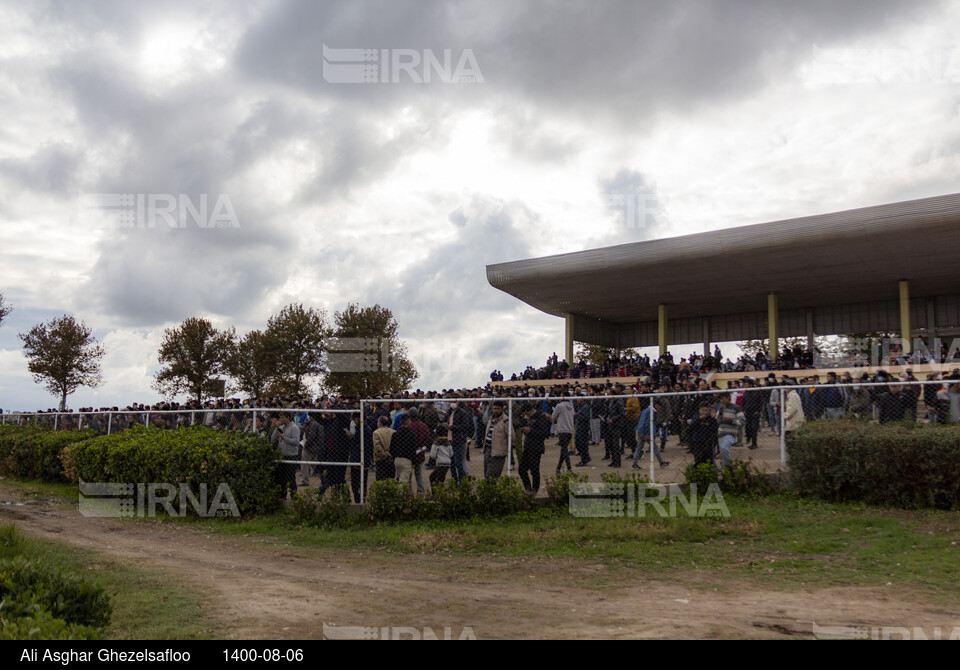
[196, 494, 960, 598]
[0, 522, 217, 639]
[0, 477, 79, 505]
[3, 477, 960, 600]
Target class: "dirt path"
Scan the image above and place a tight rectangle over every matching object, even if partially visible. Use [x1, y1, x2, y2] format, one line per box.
[0, 482, 955, 640]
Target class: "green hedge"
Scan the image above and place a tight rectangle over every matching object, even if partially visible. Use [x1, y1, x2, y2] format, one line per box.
[0, 527, 109, 640]
[684, 460, 774, 498]
[0, 425, 97, 482]
[0, 424, 284, 517]
[67, 425, 284, 517]
[293, 476, 536, 527]
[0, 556, 111, 629]
[787, 420, 960, 509]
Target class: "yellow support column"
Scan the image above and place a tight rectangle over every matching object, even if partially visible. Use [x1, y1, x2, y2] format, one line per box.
[768, 293, 779, 361]
[658, 304, 668, 357]
[565, 314, 574, 366]
[900, 280, 911, 354]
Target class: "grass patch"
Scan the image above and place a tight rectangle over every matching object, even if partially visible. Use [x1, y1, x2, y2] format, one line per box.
[181, 494, 960, 597]
[2, 477, 959, 604]
[0, 524, 217, 639]
[0, 477, 79, 505]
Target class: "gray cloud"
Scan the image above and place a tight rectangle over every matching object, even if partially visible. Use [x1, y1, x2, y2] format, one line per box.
[78, 224, 288, 327]
[362, 195, 538, 334]
[598, 168, 668, 243]
[231, 0, 935, 130]
[0, 0, 953, 408]
[0, 143, 85, 195]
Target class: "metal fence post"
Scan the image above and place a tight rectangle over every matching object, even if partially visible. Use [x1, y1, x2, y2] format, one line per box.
[53, 413, 58, 431]
[507, 398, 513, 476]
[649, 395, 655, 484]
[360, 400, 366, 505]
[78, 413, 83, 430]
[780, 388, 786, 469]
[107, 412, 112, 435]
[145, 411, 150, 428]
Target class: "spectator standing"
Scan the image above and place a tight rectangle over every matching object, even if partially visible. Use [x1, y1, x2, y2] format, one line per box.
[482, 401, 510, 479]
[574, 395, 592, 466]
[551, 394, 575, 474]
[372, 416, 396, 481]
[716, 393, 744, 469]
[519, 403, 551, 494]
[408, 408, 431, 495]
[391, 414, 418, 491]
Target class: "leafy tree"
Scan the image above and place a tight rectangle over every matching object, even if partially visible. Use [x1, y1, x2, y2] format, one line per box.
[154, 317, 236, 403]
[264, 303, 328, 397]
[0, 292, 10, 328]
[325, 303, 418, 397]
[19, 315, 104, 411]
[573, 343, 638, 367]
[227, 329, 276, 399]
[739, 336, 818, 359]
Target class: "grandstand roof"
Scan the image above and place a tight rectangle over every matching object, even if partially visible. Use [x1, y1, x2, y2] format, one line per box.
[487, 192, 960, 326]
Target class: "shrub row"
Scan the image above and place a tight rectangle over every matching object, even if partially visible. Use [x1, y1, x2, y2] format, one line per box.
[0, 424, 284, 517]
[293, 463, 776, 527]
[0, 527, 109, 640]
[684, 461, 774, 498]
[787, 420, 960, 509]
[292, 476, 538, 527]
[0, 425, 97, 482]
[66, 425, 284, 517]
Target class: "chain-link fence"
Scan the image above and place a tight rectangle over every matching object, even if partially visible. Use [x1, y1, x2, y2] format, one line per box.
[2, 377, 953, 502]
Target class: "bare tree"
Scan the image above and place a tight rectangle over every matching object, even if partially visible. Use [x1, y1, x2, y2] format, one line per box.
[19, 315, 104, 411]
[0, 292, 10, 329]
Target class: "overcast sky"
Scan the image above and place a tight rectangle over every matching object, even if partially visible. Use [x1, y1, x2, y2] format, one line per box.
[1, 0, 959, 410]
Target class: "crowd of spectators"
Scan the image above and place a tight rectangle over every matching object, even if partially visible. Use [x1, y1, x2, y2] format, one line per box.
[497, 345, 836, 384]
[5, 352, 960, 503]
[498, 341, 960, 384]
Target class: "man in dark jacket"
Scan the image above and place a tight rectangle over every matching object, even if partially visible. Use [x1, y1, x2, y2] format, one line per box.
[574, 396, 591, 466]
[519, 403, 551, 494]
[445, 394, 474, 484]
[318, 412, 350, 496]
[603, 391, 625, 467]
[741, 380, 765, 449]
[348, 413, 373, 503]
[390, 414, 418, 491]
[878, 383, 914, 424]
[408, 407, 431, 495]
[420, 402, 440, 433]
[822, 372, 847, 420]
[300, 412, 325, 486]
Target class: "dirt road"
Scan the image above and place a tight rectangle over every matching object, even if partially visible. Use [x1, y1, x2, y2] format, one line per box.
[0, 482, 953, 640]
